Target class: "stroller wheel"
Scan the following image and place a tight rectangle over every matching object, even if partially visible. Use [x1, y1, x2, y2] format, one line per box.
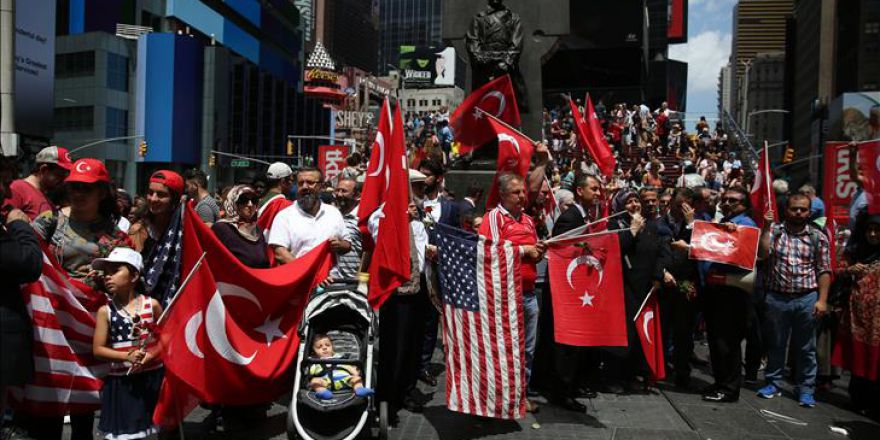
[378, 401, 389, 440]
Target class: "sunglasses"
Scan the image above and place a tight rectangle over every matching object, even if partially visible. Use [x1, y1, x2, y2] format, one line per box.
[68, 182, 97, 193]
[236, 194, 260, 205]
[721, 197, 743, 205]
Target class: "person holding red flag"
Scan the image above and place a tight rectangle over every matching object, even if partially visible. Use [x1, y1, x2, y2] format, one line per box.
[698, 186, 759, 403]
[607, 189, 670, 391]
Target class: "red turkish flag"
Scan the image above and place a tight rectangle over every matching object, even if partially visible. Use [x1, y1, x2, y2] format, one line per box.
[634, 292, 665, 381]
[359, 100, 411, 309]
[859, 140, 880, 215]
[688, 220, 760, 270]
[547, 234, 627, 347]
[153, 203, 332, 426]
[570, 95, 616, 177]
[450, 75, 521, 153]
[485, 117, 535, 208]
[750, 144, 778, 228]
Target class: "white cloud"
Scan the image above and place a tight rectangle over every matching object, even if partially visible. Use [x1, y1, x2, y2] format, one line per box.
[669, 30, 732, 93]
[689, 0, 736, 12]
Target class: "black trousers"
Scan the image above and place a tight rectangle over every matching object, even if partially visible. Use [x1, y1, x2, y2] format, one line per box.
[377, 286, 427, 411]
[664, 287, 699, 381]
[744, 289, 766, 378]
[22, 413, 94, 440]
[702, 285, 749, 396]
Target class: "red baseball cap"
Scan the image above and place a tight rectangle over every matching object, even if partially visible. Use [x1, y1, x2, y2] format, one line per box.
[35, 146, 74, 170]
[149, 170, 185, 195]
[65, 158, 110, 184]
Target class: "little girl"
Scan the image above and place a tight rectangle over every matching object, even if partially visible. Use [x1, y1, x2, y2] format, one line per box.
[91, 247, 164, 439]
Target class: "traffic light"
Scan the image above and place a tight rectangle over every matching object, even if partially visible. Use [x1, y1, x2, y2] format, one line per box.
[138, 140, 147, 158]
[208, 153, 216, 167]
[782, 146, 795, 164]
[286, 139, 294, 156]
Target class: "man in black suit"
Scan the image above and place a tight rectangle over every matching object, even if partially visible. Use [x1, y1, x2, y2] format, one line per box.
[416, 159, 461, 387]
[458, 181, 484, 219]
[541, 173, 602, 412]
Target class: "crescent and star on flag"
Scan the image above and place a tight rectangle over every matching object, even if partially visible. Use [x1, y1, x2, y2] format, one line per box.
[565, 254, 604, 307]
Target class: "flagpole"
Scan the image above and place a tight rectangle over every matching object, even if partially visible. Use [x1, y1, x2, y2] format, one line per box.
[763, 140, 773, 215]
[156, 252, 207, 326]
[633, 286, 657, 322]
[475, 107, 538, 146]
[550, 210, 628, 240]
[545, 227, 630, 245]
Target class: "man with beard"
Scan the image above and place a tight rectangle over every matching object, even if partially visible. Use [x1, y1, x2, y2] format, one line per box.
[330, 178, 362, 281]
[416, 159, 460, 387]
[268, 168, 351, 266]
[756, 193, 830, 408]
[8, 146, 72, 220]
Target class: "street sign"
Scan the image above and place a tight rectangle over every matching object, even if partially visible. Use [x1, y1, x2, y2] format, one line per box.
[230, 159, 251, 168]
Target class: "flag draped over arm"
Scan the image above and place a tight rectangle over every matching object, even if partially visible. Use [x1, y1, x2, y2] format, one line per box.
[153, 203, 332, 427]
[13, 247, 109, 416]
[142, 203, 184, 308]
[435, 224, 525, 420]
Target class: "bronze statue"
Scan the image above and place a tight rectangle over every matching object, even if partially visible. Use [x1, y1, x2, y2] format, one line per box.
[466, 0, 528, 111]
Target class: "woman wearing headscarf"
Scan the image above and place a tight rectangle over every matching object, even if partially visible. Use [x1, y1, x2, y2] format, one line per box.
[832, 213, 880, 416]
[606, 189, 670, 391]
[212, 185, 270, 269]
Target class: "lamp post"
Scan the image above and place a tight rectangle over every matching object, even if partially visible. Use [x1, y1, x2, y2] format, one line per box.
[745, 109, 790, 138]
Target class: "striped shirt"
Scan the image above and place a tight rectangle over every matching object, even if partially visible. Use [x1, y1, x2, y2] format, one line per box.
[766, 224, 831, 294]
[330, 206, 363, 281]
[478, 205, 538, 292]
[107, 295, 161, 375]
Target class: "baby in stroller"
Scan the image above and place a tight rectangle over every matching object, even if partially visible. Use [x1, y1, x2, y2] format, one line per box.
[308, 333, 375, 400]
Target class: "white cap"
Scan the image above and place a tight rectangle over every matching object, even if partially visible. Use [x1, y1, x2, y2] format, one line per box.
[408, 169, 426, 183]
[92, 247, 144, 273]
[267, 162, 293, 179]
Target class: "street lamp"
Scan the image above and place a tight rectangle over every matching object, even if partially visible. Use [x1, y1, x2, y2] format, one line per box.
[745, 109, 790, 136]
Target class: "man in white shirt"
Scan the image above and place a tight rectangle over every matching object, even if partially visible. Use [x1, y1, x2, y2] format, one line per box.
[268, 167, 351, 264]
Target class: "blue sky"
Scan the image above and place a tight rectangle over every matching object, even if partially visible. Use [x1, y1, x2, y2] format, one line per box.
[668, 0, 736, 124]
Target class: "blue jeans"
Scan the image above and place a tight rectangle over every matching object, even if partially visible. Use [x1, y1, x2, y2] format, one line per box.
[523, 291, 539, 384]
[763, 291, 818, 395]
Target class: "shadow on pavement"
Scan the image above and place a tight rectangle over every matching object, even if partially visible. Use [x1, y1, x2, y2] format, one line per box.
[421, 405, 523, 440]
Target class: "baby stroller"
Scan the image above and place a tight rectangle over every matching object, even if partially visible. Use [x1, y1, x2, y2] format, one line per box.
[287, 282, 388, 440]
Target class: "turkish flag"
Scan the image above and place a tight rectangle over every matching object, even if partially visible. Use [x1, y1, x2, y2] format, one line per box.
[485, 117, 535, 208]
[750, 144, 778, 228]
[634, 292, 665, 381]
[153, 203, 332, 426]
[256, 196, 292, 235]
[359, 100, 411, 309]
[570, 95, 616, 177]
[450, 75, 521, 153]
[688, 220, 761, 270]
[547, 234, 627, 347]
[859, 140, 880, 215]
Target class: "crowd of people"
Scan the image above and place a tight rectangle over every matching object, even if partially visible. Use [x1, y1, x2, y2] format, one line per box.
[0, 97, 878, 439]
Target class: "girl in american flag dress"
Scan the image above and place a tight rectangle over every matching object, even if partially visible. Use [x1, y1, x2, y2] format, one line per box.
[91, 247, 164, 439]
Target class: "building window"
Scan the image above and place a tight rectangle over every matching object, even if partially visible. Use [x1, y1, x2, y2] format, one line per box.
[106, 53, 129, 91]
[105, 107, 128, 138]
[432, 99, 442, 106]
[54, 106, 94, 131]
[56, 51, 95, 78]
[866, 22, 880, 34]
[418, 99, 428, 106]
[407, 99, 416, 107]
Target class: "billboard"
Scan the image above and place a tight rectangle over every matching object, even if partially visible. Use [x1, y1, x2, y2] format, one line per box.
[14, 0, 56, 139]
[667, 0, 688, 44]
[827, 92, 880, 142]
[399, 46, 456, 88]
[318, 145, 350, 182]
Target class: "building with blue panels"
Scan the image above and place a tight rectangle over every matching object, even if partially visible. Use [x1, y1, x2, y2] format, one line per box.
[52, 0, 330, 191]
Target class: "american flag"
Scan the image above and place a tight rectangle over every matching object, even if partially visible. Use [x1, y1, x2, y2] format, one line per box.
[12, 249, 110, 416]
[436, 225, 525, 420]
[144, 203, 184, 308]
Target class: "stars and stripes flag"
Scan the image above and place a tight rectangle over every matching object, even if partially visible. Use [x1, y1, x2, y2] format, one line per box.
[143, 203, 184, 308]
[12, 246, 110, 416]
[435, 224, 525, 420]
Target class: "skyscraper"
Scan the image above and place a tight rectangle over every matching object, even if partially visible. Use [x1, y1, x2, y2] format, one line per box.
[378, 0, 443, 74]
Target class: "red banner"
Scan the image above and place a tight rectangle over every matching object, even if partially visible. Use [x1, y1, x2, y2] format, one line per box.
[318, 145, 349, 182]
[859, 140, 880, 215]
[822, 142, 860, 224]
[547, 235, 627, 347]
[688, 221, 760, 270]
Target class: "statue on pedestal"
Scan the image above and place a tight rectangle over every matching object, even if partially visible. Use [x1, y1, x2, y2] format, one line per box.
[466, 0, 528, 111]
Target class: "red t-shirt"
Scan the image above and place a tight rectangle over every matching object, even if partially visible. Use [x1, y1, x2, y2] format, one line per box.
[9, 179, 53, 220]
[478, 205, 538, 292]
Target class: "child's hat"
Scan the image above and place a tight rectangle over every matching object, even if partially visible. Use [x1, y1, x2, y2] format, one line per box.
[92, 247, 144, 273]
